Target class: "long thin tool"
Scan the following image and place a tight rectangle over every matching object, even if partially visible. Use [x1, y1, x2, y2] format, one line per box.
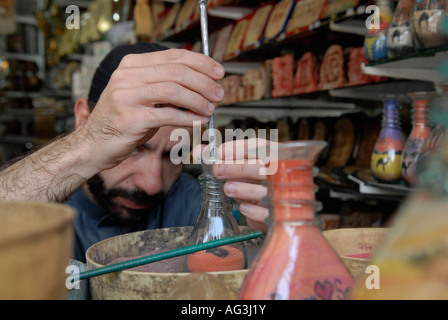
[76, 231, 262, 281]
[198, 0, 217, 160]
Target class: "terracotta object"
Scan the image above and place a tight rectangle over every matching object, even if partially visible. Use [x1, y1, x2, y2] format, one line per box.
[86, 226, 263, 300]
[323, 228, 388, 278]
[318, 44, 346, 90]
[350, 195, 448, 299]
[0, 201, 74, 299]
[402, 91, 434, 185]
[239, 141, 354, 300]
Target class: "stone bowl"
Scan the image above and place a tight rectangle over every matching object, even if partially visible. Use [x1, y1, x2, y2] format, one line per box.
[86, 226, 263, 300]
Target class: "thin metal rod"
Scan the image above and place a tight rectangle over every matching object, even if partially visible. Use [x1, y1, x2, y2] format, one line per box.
[77, 231, 262, 280]
[198, 0, 217, 160]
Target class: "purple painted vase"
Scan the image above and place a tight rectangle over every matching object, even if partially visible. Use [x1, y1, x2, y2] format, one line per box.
[371, 96, 406, 183]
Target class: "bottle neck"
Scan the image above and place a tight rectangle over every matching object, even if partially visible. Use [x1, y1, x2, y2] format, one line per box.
[198, 174, 232, 211]
[269, 199, 320, 223]
[382, 101, 401, 129]
[267, 160, 320, 223]
[413, 101, 430, 127]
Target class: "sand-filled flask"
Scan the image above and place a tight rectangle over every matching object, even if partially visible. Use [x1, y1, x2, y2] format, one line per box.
[239, 141, 353, 300]
[186, 160, 247, 272]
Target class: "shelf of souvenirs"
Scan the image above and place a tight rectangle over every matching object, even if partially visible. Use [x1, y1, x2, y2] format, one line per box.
[216, 73, 435, 109]
[316, 165, 411, 200]
[157, 0, 371, 58]
[156, 0, 259, 42]
[224, 3, 369, 62]
[362, 46, 448, 84]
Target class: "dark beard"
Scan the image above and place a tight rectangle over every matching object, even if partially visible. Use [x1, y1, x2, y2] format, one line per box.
[86, 174, 166, 225]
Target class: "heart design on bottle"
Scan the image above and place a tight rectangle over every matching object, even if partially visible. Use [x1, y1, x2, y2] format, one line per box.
[314, 280, 333, 300]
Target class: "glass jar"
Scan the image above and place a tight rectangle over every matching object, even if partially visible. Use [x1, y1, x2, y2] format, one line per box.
[387, 0, 417, 58]
[364, 0, 395, 62]
[371, 95, 406, 183]
[185, 160, 247, 272]
[420, 83, 448, 160]
[411, 0, 448, 50]
[239, 141, 353, 300]
[350, 93, 448, 300]
[402, 91, 435, 185]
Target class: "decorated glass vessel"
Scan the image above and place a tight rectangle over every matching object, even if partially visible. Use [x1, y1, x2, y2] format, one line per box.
[411, 0, 448, 49]
[371, 95, 406, 183]
[386, 0, 416, 58]
[402, 91, 435, 185]
[364, 0, 395, 62]
[351, 88, 448, 300]
[239, 141, 353, 300]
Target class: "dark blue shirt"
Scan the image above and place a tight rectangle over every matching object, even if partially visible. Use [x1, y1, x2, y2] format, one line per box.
[65, 173, 201, 262]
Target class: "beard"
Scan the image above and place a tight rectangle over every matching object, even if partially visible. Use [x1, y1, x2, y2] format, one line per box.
[86, 174, 166, 225]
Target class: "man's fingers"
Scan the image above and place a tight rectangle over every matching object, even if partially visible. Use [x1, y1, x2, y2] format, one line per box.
[214, 162, 267, 181]
[224, 181, 267, 202]
[118, 49, 225, 80]
[238, 201, 269, 224]
[107, 84, 216, 118]
[109, 64, 225, 103]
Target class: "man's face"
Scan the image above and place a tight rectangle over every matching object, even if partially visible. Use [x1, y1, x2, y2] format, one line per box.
[86, 126, 189, 224]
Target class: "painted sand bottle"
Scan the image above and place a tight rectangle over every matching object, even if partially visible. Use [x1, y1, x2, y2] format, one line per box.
[185, 157, 246, 273]
[364, 0, 394, 62]
[411, 0, 448, 50]
[239, 141, 353, 300]
[402, 91, 435, 186]
[351, 95, 448, 299]
[371, 95, 406, 183]
[386, 0, 416, 58]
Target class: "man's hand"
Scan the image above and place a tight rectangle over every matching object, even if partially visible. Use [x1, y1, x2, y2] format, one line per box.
[80, 49, 225, 174]
[210, 139, 276, 234]
[0, 49, 225, 202]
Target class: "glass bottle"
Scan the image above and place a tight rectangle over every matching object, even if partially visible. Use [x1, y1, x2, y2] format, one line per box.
[185, 158, 247, 273]
[411, 0, 448, 50]
[239, 141, 353, 300]
[420, 83, 448, 160]
[350, 91, 448, 300]
[370, 95, 406, 183]
[402, 91, 435, 186]
[364, 0, 395, 62]
[386, 0, 417, 58]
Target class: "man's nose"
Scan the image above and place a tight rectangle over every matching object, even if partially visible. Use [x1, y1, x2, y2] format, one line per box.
[133, 156, 163, 195]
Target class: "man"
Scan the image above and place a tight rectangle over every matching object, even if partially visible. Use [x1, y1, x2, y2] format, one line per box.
[0, 43, 269, 262]
[0, 43, 223, 202]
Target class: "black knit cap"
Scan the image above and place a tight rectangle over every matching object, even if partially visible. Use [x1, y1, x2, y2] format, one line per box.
[88, 42, 168, 104]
